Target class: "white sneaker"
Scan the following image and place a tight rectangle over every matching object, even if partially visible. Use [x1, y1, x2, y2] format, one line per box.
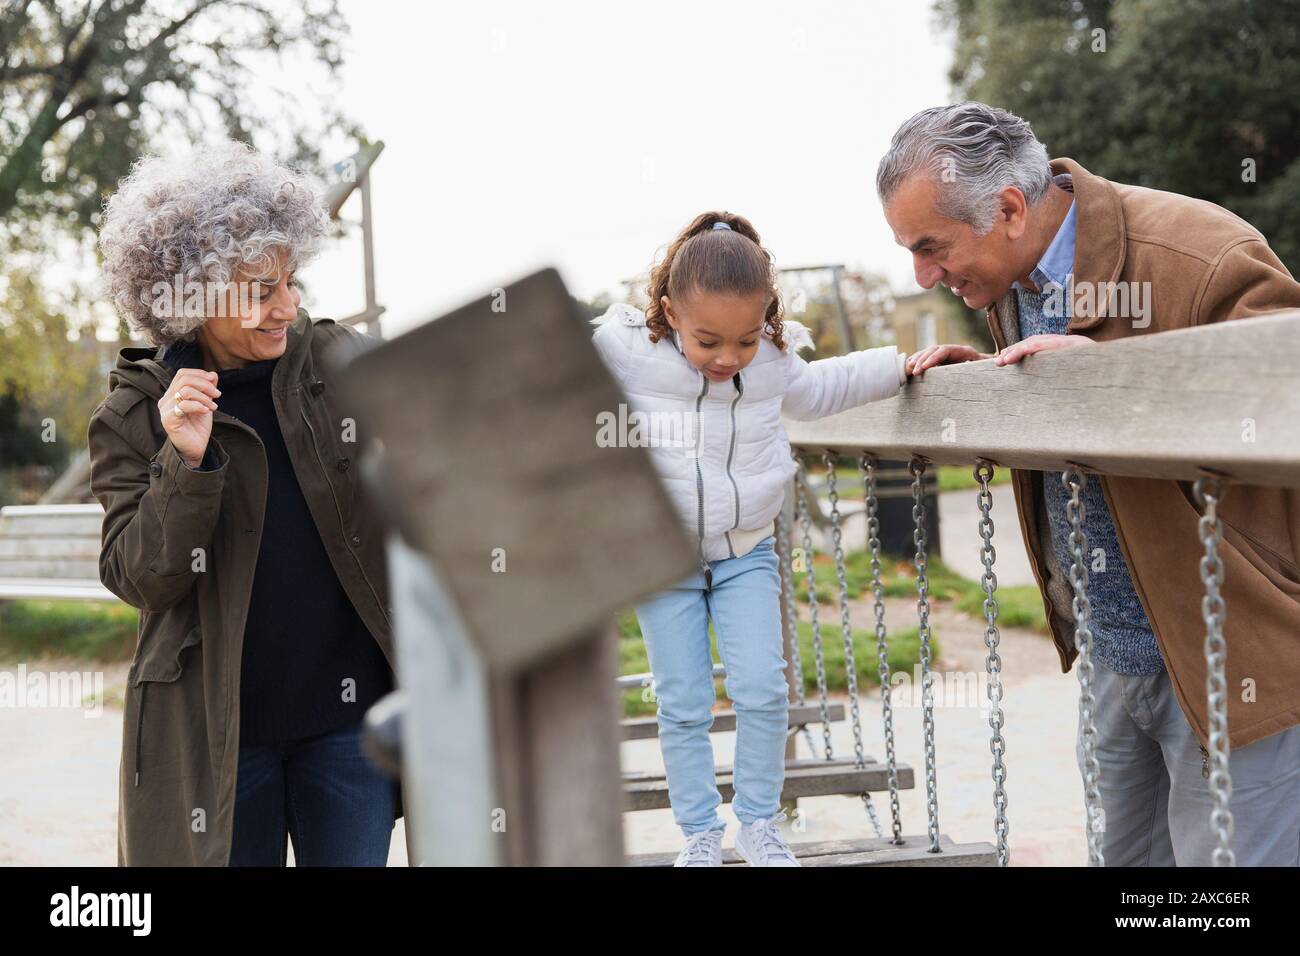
[734, 812, 801, 866]
[674, 828, 724, 867]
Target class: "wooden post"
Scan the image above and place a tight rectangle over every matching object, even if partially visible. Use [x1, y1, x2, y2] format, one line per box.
[490, 628, 625, 865]
[776, 485, 800, 820]
[776, 486, 799, 762]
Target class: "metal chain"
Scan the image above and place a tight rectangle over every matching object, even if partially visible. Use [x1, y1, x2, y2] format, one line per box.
[823, 451, 881, 838]
[974, 461, 1010, 866]
[794, 453, 834, 760]
[1194, 476, 1235, 866]
[775, 506, 818, 760]
[861, 452, 904, 844]
[1062, 467, 1104, 867]
[910, 456, 941, 853]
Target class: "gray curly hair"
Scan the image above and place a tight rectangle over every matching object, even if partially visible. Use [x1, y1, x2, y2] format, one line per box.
[876, 102, 1053, 235]
[99, 139, 329, 345]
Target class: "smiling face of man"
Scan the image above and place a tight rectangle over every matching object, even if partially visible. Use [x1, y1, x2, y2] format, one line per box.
[884, 172, 1031, 311]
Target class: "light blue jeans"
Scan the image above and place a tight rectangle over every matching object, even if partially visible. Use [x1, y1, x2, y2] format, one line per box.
[634, 535, 790, 835]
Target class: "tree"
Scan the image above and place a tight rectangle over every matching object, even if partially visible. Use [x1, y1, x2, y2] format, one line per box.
[0, 263, 106, 498]
[0, 0, 362, 251]
[936, 0, 1300, 273]
[0, 1, 365, 499]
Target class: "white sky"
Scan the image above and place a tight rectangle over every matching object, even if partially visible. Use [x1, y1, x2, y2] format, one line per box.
[299, 1, 956, 337]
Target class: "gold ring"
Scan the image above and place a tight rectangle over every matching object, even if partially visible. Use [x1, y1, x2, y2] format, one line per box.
[173, 403, 184, 418]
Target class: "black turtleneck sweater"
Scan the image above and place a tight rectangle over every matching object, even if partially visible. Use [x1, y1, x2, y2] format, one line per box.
[165, 343, 393, 746]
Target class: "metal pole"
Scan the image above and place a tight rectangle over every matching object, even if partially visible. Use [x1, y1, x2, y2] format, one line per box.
[360, 173, 381, 339]
[830, 265, 855, 353]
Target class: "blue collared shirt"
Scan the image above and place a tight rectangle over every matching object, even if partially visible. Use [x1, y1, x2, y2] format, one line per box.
[1016, 192, 1076, 295]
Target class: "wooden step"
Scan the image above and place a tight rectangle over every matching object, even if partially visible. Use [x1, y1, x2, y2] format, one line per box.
[627, 834, 997, 867]
[622, 758, 914, 812]
[620, 703, 845, 741]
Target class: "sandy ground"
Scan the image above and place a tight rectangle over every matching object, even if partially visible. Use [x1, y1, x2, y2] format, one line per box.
[0, 487, 1083, 866]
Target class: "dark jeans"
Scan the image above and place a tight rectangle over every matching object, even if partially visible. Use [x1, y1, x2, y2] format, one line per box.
[229, 721, 396, 866]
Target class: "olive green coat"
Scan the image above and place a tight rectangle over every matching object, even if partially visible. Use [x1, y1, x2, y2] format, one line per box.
[87, 309, 400, 865]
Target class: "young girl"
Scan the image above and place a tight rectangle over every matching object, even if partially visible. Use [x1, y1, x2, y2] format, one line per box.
[592, 212, 908, 866]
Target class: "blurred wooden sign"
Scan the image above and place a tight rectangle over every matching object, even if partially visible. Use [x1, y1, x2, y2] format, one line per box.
[334, 268, 695, 672]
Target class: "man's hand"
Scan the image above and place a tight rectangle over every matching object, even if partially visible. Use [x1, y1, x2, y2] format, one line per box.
[994, 333, 1094, 366]
[906, 344, 989, 378]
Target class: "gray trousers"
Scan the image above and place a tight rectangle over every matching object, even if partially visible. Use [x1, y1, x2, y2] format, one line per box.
[1077, 658, 1300, 866]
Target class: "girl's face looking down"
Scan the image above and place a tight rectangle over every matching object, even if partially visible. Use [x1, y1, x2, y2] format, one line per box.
[661, 291, 769, 384]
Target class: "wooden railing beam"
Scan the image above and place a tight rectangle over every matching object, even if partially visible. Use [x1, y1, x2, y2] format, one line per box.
[784, 311, 1300, 487]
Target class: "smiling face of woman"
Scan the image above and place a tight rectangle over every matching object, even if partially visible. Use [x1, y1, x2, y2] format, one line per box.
[196, 248, 301, 370]
[661, 290, 769, 383]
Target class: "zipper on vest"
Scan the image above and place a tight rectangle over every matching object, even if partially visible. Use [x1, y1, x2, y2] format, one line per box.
[693, 376, 711, 592]
[1200, 744, 1210, 779]
[134, 683, 148, 787]
[297, 386, 390, 628]
[723, 373, 744, 558]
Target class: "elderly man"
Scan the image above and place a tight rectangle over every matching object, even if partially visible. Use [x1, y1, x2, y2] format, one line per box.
[879, 102, 1300, 866]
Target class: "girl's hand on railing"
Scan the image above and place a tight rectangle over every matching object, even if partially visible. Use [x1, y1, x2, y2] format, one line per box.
[994, 333, 1094, 366]
[905, 344, 990, 378]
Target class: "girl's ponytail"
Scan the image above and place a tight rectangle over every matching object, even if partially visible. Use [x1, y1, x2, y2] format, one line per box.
[644, 211, 785, 350]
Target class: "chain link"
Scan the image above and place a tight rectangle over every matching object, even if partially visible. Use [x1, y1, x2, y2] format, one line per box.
[861, 453, 904, 844]
[793, 453, 834, 760]
[1062, 467, 1104, 867]
[1194, 476, 1235, 866]
[910, 457, 941, 853]
[973, 461, 1010, 866]
[823, 450, 881, 838]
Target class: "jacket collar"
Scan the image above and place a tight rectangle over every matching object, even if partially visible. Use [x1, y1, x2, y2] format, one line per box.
[988, 157, 1126, 339]
[1051, 157, 1126, 329]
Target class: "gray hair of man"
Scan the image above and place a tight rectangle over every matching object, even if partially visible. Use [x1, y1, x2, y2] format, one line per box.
[876, 102, 1053, 236]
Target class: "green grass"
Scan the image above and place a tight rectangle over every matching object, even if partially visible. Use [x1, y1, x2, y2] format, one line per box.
[798, 550, 1048, 631]
[799, 464, 1013, 498]
[955, 584, 1048, 631]
[798, 551, 980, 606]
[937, 464, 1014, 493]
[0, 599, 137, 662]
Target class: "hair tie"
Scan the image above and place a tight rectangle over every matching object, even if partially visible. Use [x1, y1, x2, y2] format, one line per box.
[711, 221, 732, 231]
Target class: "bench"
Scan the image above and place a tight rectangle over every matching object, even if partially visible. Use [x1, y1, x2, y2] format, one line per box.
[0, 504, 114, 602]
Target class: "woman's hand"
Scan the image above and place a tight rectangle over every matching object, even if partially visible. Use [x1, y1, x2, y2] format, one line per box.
[159, 368, 220, 468]
[906, 344, 990, 378]
[994, 333, 1094, 366]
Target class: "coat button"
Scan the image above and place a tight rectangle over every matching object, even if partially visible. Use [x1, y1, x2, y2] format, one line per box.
[350, 535, 361, 547]
[148, 461, 163, 477]
[337, 457, 350, 472]
[310, 380, 326, 396]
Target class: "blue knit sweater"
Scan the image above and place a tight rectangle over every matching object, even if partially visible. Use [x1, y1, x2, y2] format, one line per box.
[1014, 285, 1166, 675]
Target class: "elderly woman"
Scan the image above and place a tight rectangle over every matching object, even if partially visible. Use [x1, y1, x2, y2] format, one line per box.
[90, 140, 398, 866]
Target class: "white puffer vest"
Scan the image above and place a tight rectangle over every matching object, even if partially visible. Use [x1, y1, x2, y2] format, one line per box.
[592, 303, 906, 570]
